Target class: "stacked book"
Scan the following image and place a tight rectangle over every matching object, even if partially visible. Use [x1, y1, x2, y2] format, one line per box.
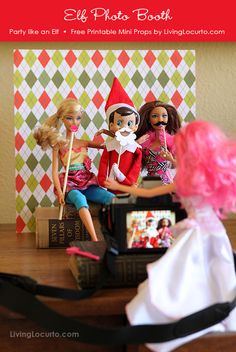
[35, 203, 102, 248]
[68, 241, 163, 289]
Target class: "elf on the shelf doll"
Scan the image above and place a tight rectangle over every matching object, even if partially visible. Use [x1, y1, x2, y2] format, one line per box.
[140, 211, 159, 248]
[97, 78, 142, 193]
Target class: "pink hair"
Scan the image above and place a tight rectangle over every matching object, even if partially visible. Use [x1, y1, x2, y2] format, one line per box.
[174, 120, 236, 216]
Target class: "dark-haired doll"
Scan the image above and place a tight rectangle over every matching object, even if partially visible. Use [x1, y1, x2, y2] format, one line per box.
[136, 101, 181, 184]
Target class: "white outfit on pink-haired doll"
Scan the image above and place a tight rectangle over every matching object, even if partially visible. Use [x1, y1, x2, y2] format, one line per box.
[105, 120, 236, 352]
[126, 198, 236, 352]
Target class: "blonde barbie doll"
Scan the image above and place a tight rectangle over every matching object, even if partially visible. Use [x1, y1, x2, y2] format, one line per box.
[34, 98, 115, 241]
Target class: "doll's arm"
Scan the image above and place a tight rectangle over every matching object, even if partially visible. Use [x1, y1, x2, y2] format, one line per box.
[52, 148, 64, 204]
[95, 129, 115, 138]
[104, 179, 175, 197]
[87, 140, 105, 149]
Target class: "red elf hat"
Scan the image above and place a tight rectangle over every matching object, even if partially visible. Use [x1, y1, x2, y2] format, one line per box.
[105, 78, 139, 122]
[146, 211, 156, 221]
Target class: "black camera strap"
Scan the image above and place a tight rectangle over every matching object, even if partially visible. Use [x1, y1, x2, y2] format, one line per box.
[0, 250, 236, 345]
[0, 272, 236, 344]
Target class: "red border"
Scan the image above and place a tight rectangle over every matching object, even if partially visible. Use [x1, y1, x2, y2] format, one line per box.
[1, 1, 235, 42]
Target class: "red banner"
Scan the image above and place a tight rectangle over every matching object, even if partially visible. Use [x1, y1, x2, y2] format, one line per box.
[1, 0, 235, 41]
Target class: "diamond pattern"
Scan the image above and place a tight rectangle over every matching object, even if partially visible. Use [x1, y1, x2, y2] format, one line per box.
[26, 91, 37, 109]
[92, 91, 104, 109]
[158, 51, 169, 68]
[16, 175, 25, 193]
[145, 91, 156, 102]
[132, 71, 143, 88]
[105, 51, 116, 68]
[26, 154, 38, 171]
[78, 51, 90, 67]
[14, 49, 195, 232]
[158, 71, 169, 88]
[52, 71, 64, 88]
[14, 70, 24, 89]
[39, 154, 51, 171]
[118, 51, 130, 68]
[91, 51, 103, 68]
[93, 112, 104, 129]
[38, 50, 50, 68]
[65, 71, 77, 89]
[170, 51, 182, 68]
[39, 91, 50, 109]
[144, 71, 156, 88]
[25, 51, 37, 67]
[65, 50, 77, 67]
[25, 71, 37, 88]
[144, 51, 156, 68]
[184, 51, 195, 67]
[171, 71, 182, 88]
[92, 71, 103, 88]
[15, 91, 24, 109]
[16, 216, 26, 232]
[26, 112, 37, 130]
[184, 91, 195, 108]
[184, 70, 195, 88]
[171, 91, 183, 108]
[105, 71, 115, 87]
[39, 71, 50, 88]
[15, 132, 25, 151]
[14, 50, 23, 67]
[40, 174, 52, 192]
[15, 112, 24, 130]
[52, 51, 64, 67]
[16, 195, 25, 213]
[79, 71, 90, 87]
[40, 194, 53, 207]
[16, 154, 25, 171]
[27, 174, 38, 192]
[119, 71, 130, 87]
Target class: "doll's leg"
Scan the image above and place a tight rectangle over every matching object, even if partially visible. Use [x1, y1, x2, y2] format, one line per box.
[66, 190, 98, 241]
[83, 185, 115, 205]
[78, 208, 98, 241]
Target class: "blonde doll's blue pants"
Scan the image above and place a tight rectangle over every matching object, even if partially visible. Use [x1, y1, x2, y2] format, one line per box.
[66, 185, 115, 210]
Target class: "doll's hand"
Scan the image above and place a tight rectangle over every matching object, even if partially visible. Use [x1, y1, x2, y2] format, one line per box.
[113, 163, 126, 182]
[136, 133, 150, 145]
[95, 129, 115, 138]
[58, 192, 65, 205]
[160, 150, 175, 163]
[105, 179, 120, 191]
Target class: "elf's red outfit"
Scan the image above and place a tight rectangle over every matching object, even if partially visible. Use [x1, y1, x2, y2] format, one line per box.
[98, 146, 142, 192]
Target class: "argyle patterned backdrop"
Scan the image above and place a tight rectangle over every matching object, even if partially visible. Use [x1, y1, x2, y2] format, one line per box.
[14, 49, 195, 233]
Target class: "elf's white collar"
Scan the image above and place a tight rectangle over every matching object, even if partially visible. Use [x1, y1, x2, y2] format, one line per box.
[106, 138, 141, 154]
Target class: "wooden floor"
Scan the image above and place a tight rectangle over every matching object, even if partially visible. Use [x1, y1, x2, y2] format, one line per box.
[0, 221, 236, 351]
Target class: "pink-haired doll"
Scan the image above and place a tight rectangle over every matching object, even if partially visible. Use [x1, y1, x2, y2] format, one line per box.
[105, 120, 236, 351]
